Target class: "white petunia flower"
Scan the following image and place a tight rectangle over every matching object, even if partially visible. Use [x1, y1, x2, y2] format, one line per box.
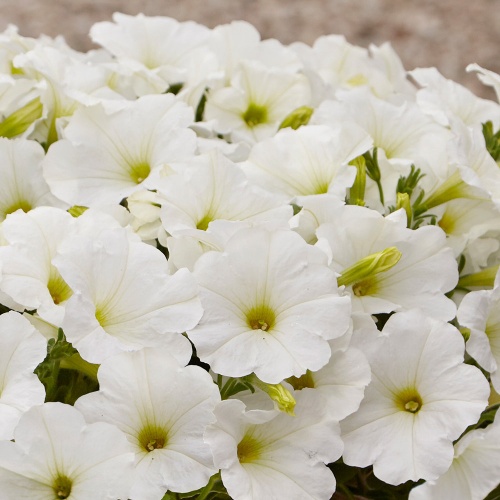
[205, 391, 342, 500]
[313, 88, 449, 169]
[42, 94, 197, 207]
[0, 207, 75, 326]
[76, 348, 220, 499]
[159, 149, 292, 236]
[315, 204, 458, 321]
[0, 137, 64, 222]
[54, 221, 202, 364]
[340, 309, 489, 485]
[188, 226, 351, 383]
[409, 411, 500, 500]
[241, 123, 372, 201]
[90, 13, 212, 96]
[292, 35, 413, 99]
[0, 402, 134, 499]
[410, 67, 500, 129]
[0, 311, 46, 440]
[205, 60, 311, 144]
[13, 44, 124, 145]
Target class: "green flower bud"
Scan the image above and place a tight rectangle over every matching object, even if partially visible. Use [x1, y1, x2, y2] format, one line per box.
[68, 206, 88, 218]
[347, 155, 366, 206]
[396, 192, 412, 226]
[278, 106, 313, 130]
[337, 246, 402, 289]
[249, 375, 296, 416]
[0, 97, 43, 138]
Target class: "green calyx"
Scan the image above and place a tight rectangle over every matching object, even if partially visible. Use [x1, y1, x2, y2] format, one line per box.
[337, 246, 402, 290]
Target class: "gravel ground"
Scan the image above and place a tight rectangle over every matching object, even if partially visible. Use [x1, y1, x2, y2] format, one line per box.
[1, 0, 500, 99]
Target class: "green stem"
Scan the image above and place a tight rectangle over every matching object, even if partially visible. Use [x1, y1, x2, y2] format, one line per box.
[220, 378, 238, 400]
[375, 178, 385, 206]
[197, 473, 220, 500]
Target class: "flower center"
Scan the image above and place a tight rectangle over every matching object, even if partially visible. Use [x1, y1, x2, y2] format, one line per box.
[196, 213, 214, 231]
[287, 370, 315, 390]
[52, 474, 72, 499]
[246, 304, 276, 332]
[3, 198, 32, 218]
[242, 102, 268, 128]
[352, 277, 377, 297]
[137, 424, 168, 452]
[128, 161, 151, 184]
[437, 210, 455, 235]
[237, 434, 262, 463]
[395, 387, 423, 413]
[47, 268, 73, 305]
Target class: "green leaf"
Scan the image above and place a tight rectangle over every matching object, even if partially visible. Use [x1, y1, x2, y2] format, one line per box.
[483, 121, 500, 162]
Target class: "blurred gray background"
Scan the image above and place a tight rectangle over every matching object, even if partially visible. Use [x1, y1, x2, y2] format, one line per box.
[2, 0, 500, 98]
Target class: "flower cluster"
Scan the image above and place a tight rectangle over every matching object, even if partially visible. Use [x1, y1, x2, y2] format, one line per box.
[0, 12, 500, 500]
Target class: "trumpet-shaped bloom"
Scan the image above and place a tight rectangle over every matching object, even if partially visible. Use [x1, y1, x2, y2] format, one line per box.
[90, 13, 212, 94]
[340, 309, 489, 485]
[0, 137, 63, 222]
[42, 94, 197, 206]
[159, 149, 292, 236]
[0, 403, 134, 499]
[76, 348, 220, 499]
[188, 226, 351, 383]
[54, 223, 202, 363]
[315, 204, 458, 321]
[0, 311, 46, 440]
[205, 60, 311, 143]
[0, 207, 75, 326]
[242, 124, 372, 201]
[205, 391, 342, 500]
